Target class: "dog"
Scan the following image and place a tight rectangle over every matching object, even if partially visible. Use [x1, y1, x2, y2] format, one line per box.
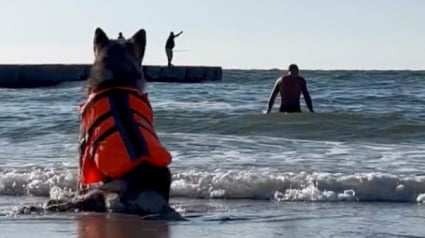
[19, 28, 183, 221]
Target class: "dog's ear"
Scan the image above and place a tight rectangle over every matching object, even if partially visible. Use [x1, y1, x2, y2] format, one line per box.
[130, 29, 146, 65]
[93, 27, 109, 55]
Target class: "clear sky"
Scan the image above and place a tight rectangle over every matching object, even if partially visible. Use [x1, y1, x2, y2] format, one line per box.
[0, 0, 424, 69]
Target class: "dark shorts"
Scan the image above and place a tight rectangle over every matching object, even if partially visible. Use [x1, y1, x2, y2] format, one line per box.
[123, 162, 171, 202]
[279, 105, 301, 113]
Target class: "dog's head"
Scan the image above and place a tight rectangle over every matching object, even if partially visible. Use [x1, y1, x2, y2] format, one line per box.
[86, 27, 147, 95]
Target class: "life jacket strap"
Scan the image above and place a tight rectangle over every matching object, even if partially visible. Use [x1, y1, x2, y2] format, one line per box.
[81, 88, 152, 116]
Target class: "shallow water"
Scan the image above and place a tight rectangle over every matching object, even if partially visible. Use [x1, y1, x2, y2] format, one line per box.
[1, 70, 425, 237]
[2, 201, 425, 238]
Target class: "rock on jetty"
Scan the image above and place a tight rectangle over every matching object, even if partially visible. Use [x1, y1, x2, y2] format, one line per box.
[0, 64, 222, 88]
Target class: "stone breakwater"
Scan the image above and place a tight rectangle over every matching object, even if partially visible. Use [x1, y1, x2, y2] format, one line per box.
[0, 64, 222, 88]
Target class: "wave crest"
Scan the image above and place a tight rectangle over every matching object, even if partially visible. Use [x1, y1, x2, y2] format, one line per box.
[2, 168, 425, 203]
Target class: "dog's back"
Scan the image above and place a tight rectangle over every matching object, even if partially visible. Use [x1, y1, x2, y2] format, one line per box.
[18, 28, 180, 220]
[76, 28, 177, 219]
[86, 28, 146, 95]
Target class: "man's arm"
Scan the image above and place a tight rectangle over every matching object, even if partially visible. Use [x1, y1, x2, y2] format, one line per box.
[300, 78, 314, 112]
[175, 31, 183, 37]
[266, 78, 280, 114]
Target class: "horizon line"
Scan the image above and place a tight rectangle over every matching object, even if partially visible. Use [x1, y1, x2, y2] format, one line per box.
[0, 63, 423, 71]
[223, 67, 425, 71]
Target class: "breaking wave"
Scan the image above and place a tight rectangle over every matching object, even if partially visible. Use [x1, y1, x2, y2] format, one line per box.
[2, 168, 425, 203]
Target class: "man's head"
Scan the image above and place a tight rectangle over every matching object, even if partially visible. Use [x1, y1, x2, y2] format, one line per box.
[288, 64, 299, 76]
[87, 27, 147, 95]
[170, 31, 174, 37]
[118, 32, 124, 39]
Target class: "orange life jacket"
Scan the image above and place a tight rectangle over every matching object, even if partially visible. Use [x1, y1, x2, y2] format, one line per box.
[78, 87, 172, 186]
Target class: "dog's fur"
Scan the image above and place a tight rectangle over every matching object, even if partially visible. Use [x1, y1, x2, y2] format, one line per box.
[85, 27, 146, 96]
[19, 28, 182, 220]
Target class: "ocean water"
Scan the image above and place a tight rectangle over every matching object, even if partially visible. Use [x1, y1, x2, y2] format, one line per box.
[1, 69, 425, 238]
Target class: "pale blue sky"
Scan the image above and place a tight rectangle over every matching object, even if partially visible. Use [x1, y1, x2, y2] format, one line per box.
[0, 0, 424, 69]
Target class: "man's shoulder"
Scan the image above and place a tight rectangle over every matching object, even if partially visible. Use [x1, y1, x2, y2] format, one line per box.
[281, 75, 291, 82]
[274, 76, 284, 83]
[282, 75, 305, 81]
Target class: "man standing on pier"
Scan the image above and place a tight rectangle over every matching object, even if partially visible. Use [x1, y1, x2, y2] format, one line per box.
[165, 31, 183, 67]
[117, 32, 125, 40]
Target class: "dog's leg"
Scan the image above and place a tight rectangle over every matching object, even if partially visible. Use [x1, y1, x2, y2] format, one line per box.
[99, 179, 128, 194]
[73, 190, 108, 212]
[44, 189, 108, 213]
[123, 190, 185, 220]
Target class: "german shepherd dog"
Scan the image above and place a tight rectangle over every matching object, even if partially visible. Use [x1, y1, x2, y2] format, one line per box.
[19, 28, 182, 220]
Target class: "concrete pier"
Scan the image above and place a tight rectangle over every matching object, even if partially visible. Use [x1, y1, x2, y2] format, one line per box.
[0, 64, 222, 88]
[143, 65, 222, 83]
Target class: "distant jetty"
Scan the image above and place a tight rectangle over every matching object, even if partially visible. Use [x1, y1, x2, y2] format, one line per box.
[0, 64, 222, 88]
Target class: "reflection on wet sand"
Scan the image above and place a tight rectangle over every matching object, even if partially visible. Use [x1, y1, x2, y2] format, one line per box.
[77, 213, 169, 238]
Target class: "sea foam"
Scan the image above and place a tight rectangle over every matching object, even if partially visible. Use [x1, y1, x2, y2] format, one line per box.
[1, 168, 425, 203]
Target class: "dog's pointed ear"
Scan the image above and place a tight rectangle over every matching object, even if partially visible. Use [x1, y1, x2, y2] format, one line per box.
[130, 29, 146, 65]
[93, 27, 109, 54]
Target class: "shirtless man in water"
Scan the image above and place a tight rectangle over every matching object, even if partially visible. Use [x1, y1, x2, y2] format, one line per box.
[266, 64, 314, 113]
